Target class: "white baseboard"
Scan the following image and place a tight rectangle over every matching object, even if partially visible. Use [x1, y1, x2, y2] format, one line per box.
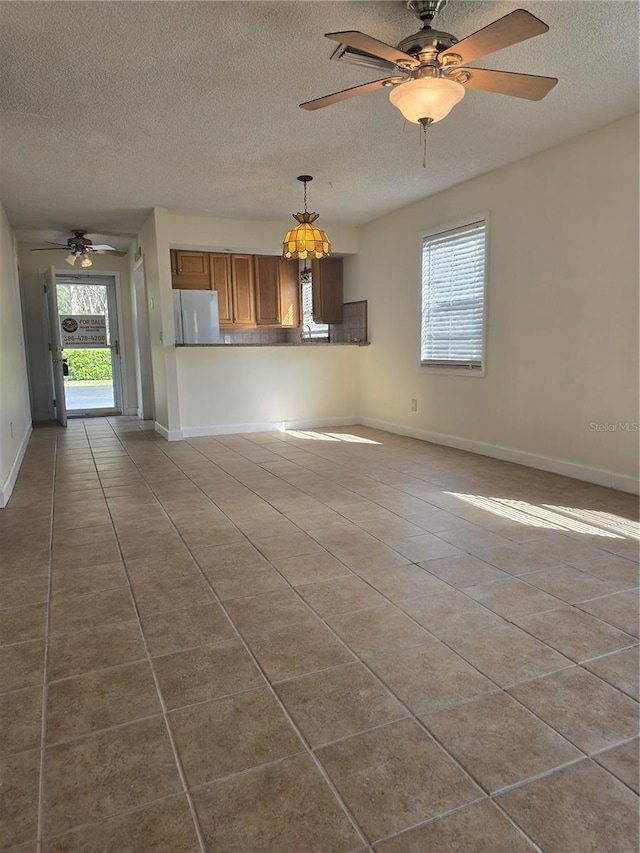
[179, 417, 359, 439]
[360, 417, 640, 495]
[0, 423, 33, 508]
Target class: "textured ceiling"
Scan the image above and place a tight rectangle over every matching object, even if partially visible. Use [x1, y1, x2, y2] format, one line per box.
[1, 0, 638, 246]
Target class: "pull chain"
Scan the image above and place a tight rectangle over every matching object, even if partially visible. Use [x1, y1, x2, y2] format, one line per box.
[418, 117, 434, 170]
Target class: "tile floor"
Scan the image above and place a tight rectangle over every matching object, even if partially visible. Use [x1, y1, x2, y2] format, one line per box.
[1, 418, 638, 852]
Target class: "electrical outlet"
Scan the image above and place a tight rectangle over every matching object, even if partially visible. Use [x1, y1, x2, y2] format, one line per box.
[411, 399, 418, 412]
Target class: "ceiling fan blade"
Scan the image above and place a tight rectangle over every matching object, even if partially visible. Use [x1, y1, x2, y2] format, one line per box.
[92, 249, 127, 256]
[325, 31, 418, 68]
[90, 244, 118, 251]
[438, 9, 549, 66]
[456, 67, 558, 100]
[30, 247, 67, 251]
[300, 77, 402, 111]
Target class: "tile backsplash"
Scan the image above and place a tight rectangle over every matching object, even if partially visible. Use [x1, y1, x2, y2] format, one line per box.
[218, 300, 368, 345]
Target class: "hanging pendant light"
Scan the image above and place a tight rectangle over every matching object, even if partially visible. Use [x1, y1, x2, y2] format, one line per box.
[79, 252, 93, 268]
[282, 175, 331, 260]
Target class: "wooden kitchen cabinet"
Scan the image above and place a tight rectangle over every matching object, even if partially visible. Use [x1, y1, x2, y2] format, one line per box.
[171, 250, 210, 290]
[254, 256, 280, 325]
[230, 254, 256, 325]
[311, 258, 343, 323]
[253, 256, 301, 327]
[209, 253, 233, 323]
[279, 259, 300, 327]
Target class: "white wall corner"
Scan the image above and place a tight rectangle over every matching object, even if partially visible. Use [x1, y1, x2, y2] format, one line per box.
[359, 417, 640, 495]
[0, 423, 33, 508]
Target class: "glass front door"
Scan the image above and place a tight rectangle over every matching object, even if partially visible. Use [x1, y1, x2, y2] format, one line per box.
[55, 276, 122, 415]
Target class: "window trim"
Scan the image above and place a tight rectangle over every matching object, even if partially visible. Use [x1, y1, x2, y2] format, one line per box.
[418, 212, 489, 377]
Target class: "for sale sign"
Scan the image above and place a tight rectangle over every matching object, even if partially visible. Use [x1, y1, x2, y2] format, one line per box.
[60, 315, 107, 348]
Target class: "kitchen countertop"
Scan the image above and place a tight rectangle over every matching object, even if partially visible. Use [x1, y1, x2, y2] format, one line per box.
[176, 342, 370, 347]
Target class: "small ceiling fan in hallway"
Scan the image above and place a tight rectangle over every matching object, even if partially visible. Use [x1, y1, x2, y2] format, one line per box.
[31, 230, 127, 268]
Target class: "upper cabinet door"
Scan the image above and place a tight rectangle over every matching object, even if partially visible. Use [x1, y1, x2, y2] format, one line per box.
[254, 256, 281, 325]
[279, 259, 300, 327]
[172, 251, 211, 289]
[210, 253, 233, 324]
[231, 255, 256, 325]
[312, 258, 343, 323]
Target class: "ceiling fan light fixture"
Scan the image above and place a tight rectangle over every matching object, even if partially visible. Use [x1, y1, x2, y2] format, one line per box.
[388, 75, 465, 123]
[282, 175, 331, 259]
[79, 252, 93, 268]
[65, 252, 79, 266]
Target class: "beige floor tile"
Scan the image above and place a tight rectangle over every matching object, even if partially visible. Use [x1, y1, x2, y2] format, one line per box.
[317, 719, 481, 842]
[48, 621, 145, 681]
[497, 760, 639, 853]
[170, 687, 302, 785]
[386, 534, 462, 563]
[223, 589, 315, 636]
[475, 541, 566, 574]
[43, 717, 183, 837]
[51, 562, 128, 599]
[434, 526, 512, 554]
[514, 606, 636, 662]
[327, 604, 431, 659]
[153, 639, 263, 709]
[578, 590, 639, 638]
[523, 565, 619, 603]
[124, 551, 201, 586]
[447, 623, 572, 687]
[42, 795, 202, 852]
[53, 509, 111, 531]
[0, 603, 47, 645]
[52, 541, 122, 572]
[583, 646, 639, 700]
[0, 638, 45, 691]
[1, 575, 48, 610]
[0, 544, 50, 580]
[251, 532, 324, 561]
[421, 692, 580, 793]
[508, 667, 639, 754]
[191, 541, 269, 572]
[275, 662, 406, 746]
[52, 524, 117, 548]
[296, 576, 388, 616]
[418, 554, 509, 588]
[593, 739, 639, 794]
[327, 541, 413, 573]
[49, 588, 137, 635]
[366, 641, 495, 713]
[464, 576, 563, 619]
[356, 564, 450, 601]
[46, 660, 161, 744]
[308, 525, 377, 551]
[205, 562, 288, 600]
[356, 518, 427, 540]
[247, 619, 355, 682]
[132, 574, 215, 617]
[117, 533, 187, 563]
[193, 753, 362, 852]
[375, 801, 537, 852]
[141, 601, 235, 655]
[399, 589, 506, 641]
[0, 686, 42, 756]
[0, 749, 40, 849]
[570, 554, 639, 588]
[270, 551, 351, 586]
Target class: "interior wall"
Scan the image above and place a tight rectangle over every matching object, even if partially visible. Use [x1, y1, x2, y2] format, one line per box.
[176, 346, 361, 434]
[345, 114, 639, 489]
[0, 202, 32, 506]
[17, 243, 137, 419]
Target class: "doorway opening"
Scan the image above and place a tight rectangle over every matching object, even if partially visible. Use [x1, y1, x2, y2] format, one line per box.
[48, 272, 124, 421]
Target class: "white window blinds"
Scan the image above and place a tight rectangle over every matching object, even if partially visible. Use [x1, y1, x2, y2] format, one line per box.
[421, 219, 487, 368]
[301, 277, 329, 339]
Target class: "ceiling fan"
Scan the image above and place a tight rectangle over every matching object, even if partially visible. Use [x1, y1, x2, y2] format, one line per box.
[30, 230, 127, 268]
[300, 1, 557, 134]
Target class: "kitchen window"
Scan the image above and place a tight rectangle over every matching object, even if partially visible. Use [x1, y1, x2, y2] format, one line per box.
[301, 273, 329, 340]
[420, 217, 487, 372]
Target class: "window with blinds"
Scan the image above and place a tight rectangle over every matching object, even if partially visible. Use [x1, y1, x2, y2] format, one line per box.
[420, 219, 487, 369]
[301, 277, 329, 340]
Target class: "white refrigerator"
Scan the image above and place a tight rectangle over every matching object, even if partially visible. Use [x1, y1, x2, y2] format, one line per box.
[173, 289, 221, 344]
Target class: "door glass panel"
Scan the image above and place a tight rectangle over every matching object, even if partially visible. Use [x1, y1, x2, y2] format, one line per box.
[56, 281, 117, 412]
